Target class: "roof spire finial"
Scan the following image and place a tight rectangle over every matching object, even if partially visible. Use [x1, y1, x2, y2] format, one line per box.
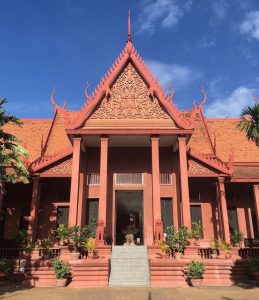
[127, 10, 132, 43]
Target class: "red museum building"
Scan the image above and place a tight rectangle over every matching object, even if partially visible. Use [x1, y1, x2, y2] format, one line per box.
[1, 16, 259, 251]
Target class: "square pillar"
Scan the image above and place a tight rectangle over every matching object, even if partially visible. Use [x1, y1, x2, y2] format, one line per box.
[151, 136, 161, 223]
[68, 137, 82, 226]
[99, 136, 109, 228]
[178, 136, 191, 229]
[253, 185, 259, 235]
[28, 177, 41, 241]
[217, 177, 230, 242]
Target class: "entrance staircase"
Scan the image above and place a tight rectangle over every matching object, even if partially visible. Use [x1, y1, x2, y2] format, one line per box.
[109, 246, 150, 287]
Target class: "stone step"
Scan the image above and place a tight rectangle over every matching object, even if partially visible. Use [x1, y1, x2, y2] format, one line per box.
[109, 245, 150, 287]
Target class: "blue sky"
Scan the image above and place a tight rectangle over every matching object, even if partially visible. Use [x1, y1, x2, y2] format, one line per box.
[1, 0, 259, 118]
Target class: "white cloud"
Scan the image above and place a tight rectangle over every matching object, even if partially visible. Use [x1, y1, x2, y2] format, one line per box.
[205, 86, 256, 118]
[199, 38, 216, 48]
[146, 59, 201, 90]
[211, 1, 229, 19]
[138, 0, 192, 34]
[239, 11, 259, 40]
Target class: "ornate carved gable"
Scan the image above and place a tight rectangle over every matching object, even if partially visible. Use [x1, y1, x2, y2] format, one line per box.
[41, 157, 72, 175]
[83, 63, 177, 128]
[188, 157, 219, 176]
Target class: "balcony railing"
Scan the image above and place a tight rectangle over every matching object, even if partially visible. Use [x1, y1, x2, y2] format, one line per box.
[160, 173, 172, 185]
[86, 174, 100, 186]
[115, 173, 144, 185]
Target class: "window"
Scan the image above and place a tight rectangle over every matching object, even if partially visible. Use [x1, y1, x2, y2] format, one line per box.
[115, 173, 143, 185]
[56, 206, 69, 227]
[189, 191, 201, 201]
[86, 199, 99, 225]
[161, 198, 173, 231]
[86, 174, 100, 186]
[160, 174, 172, 185]
[190, 205, 204, 238]
[227, 206, 239, 235]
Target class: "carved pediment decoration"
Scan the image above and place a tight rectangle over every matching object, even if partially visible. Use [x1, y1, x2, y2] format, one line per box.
[87, 63, 171, 121]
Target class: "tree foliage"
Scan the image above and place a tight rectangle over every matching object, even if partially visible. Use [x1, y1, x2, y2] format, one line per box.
[237, 103, 259, 147]
[0, 98, 29, 191]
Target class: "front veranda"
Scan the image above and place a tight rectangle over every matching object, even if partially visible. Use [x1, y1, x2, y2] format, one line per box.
[1, 176, 259, 287]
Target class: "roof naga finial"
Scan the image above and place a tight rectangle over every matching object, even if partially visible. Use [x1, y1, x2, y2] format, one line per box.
[127, 9, 132, 43]
[126, 10, 133, 55]
[199, 88, 207, 109]
[50, 88, 58, 110]
[85, 82, 93, 103]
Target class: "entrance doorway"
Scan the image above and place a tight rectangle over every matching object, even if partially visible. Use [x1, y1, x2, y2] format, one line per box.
[115, 190, 143, 245]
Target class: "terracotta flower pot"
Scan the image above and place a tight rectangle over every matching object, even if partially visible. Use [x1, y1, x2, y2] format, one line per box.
[0, 272, 7, 281]
[70, 251, 80, 259]
[56, 278, 67, 287]
[225, 253, 231, 259]
[194, 240, 200, 246]
[160, 253, 169, 259]
[190, 278, 202, 287]
[174, 252, 182, 259]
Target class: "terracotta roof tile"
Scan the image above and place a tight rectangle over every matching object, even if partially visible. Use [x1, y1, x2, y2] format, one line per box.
[206, 118, 259, 162]
[3, 119, 52, 161]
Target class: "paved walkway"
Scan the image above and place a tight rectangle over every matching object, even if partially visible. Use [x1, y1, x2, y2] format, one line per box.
[0, 284, 258, 300]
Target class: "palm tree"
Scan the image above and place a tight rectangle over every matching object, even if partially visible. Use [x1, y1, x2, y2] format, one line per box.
[237, 102, 259, 147]
[0, 98, 29, 193]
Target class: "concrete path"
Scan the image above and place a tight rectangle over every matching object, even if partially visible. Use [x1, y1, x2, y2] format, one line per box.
[0, 284, 258, 300]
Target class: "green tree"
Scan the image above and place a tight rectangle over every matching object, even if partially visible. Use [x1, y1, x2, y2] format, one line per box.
[0, 98, 29, 192]
[237, 102, 259, 147]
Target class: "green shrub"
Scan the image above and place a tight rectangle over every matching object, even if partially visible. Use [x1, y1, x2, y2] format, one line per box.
[230, 230, 243, 247]
[52, 258, 70, 279]
[191, 221, 203, 240]
[187, 261, 205, 279]
[166, 225, 190, 253]
[16, 229, 29, 248]
[55, 224, 70, 243]
[40, 238, 52, 255]
[0, 259, 14, 276]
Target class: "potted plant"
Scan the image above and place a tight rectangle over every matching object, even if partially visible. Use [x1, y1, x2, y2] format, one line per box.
[40, 238, 52, 260]
[52, 258, 70, 287]
[56, 224, 70, 246]
[0, 259, 14, 281]
[211, 240, 220, 259]
[191, 221, 203, 246]
[159, 241, 170, 259]
[69, 226, 81, 259]
[83, 237, 96, 259]
[167, 225, 189, 259]
[230, 230, 243, 248]
[221, 241, 232, 259]
[186, 260, 205, 287]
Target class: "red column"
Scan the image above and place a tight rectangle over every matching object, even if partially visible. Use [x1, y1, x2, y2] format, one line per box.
[217, 177, 230, 242]
[151, 136, 161, 223]
[178, 136, 191, 229]
[253, 185, 259, 235]
[68, 137, 82, 226]
[99, 136, 109, 228]
[28, 177, 41, 241]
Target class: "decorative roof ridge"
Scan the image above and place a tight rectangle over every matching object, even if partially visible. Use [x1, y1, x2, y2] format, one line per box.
[30, 147, 73, 172]
[187, 146, 233, 175]
[66, 43, 194, 130]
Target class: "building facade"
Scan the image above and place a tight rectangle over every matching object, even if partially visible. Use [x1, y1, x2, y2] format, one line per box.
[1, 18, 259, 248]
